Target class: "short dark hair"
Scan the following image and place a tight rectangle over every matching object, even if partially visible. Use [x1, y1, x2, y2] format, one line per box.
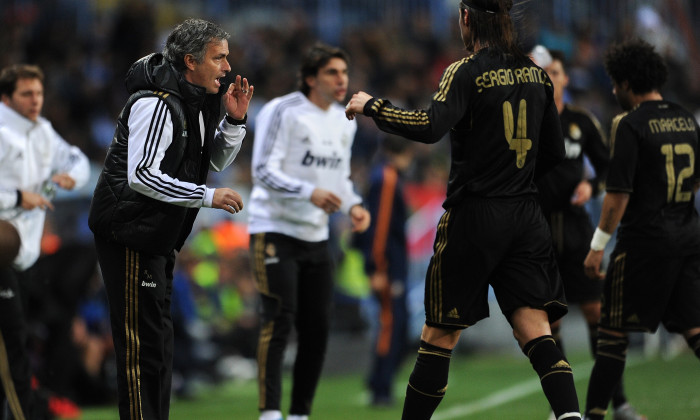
[299, 42, 349, 96]
[381, 134, 412, 156]
[0, 64, 44, 98]
[162, 18, 230, 72]
[549, 49, 567, 69]
[604, 39, 668, 94]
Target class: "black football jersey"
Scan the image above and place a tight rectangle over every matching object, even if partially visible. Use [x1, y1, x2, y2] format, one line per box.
[537, 105, 609, 214]
[607, 100, 700, 254]
[363, 48, 565, 208]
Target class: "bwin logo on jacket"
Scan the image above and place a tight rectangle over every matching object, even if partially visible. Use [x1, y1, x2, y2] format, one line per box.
[301, 150, 342, 169]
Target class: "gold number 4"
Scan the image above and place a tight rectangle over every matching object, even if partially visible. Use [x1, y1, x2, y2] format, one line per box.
[661, 143, 694, 203]
[503, 100, 532, 168]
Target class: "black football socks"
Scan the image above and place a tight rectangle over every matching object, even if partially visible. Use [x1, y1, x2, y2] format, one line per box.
[523, 335, 580, 419]
[401, 340, 452, 420]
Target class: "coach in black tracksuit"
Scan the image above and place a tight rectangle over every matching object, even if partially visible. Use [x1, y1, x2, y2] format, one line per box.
[89, 19, 252, 419]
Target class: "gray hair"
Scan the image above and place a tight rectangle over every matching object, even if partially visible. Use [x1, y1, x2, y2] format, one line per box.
[162, 18, 230, 71]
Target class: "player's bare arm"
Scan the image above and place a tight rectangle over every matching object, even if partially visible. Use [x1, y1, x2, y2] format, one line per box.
[212, 187, 243, 214]
[583, 191, 630, 279]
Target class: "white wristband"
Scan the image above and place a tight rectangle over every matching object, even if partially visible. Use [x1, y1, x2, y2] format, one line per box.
[590, 227, 611, 251]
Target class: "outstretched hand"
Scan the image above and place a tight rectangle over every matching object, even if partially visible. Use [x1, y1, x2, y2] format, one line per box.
[345, 91, 373, 120]
[223, 75, 254, 120]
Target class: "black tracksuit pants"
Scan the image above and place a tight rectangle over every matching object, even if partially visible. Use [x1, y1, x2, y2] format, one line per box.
[250, 233, 334, 416]
[95, 236, 174, 420]
[0, 267, 33, 420]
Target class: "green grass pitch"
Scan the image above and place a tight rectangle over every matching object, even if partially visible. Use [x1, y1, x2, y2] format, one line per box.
[79, 349, 699, 419]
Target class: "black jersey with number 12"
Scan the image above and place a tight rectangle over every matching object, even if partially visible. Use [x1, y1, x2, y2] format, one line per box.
[606, 100, 700, 255]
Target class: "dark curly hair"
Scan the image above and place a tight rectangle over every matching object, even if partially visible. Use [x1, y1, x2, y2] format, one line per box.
[604, 39, 667, 94]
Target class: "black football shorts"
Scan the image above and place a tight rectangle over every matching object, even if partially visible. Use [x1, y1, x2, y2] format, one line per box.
[424, 197, 568, 330]
[549, 207, 603, 303]
[600, 247, 700, 333]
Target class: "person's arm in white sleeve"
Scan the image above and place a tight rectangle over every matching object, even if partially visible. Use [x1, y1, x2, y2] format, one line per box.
[252, 103, 315, 199]
[0, 135, 19, 209]
[338, 123, 363, 214]
[50, 127, 90, 190]
[209, 117, 246, 172]
[127, 97, 215, 207]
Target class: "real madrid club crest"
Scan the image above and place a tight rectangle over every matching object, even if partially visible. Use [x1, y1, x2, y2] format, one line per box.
[264, 242, 279, 265]
[564, 123, 583, 159]
[265, 243, 276, 257]
[569, 123, 582, 140]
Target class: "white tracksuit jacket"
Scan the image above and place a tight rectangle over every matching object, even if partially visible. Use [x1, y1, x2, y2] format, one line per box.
[248, 91, 362, 242]
[0, 102, 90, 270]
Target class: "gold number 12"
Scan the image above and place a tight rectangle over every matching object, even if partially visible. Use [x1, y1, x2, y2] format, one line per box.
[661, 143, 694, 203]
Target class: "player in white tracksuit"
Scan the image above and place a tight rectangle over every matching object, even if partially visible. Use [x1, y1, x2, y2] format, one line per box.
[249, 43, 370, 420]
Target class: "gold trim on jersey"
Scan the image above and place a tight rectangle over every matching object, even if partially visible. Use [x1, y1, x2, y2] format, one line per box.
[428, 210, 451, 323]
[433, 58, 469, 102]
[609, 252, 626, 328]
[370, 98, 385, 113]
[0, 330, 26, 420]
[125, 248, 143, 420]
[378, 107, 430, 123]
[609, 112, 628, 154]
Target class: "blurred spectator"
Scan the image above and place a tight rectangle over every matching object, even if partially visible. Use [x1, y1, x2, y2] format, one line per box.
[354, 135, 414, 407]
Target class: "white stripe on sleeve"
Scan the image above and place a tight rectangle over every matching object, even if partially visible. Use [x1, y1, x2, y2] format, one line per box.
[127, 97, 210, 207]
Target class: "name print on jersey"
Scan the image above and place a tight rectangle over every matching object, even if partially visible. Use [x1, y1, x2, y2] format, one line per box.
[649, 117, 696, 134]
[301, 150, 342, 169]
[475, 66, 550, 93]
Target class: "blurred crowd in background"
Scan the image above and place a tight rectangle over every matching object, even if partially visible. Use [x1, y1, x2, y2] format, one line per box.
[1, 0, 699, 409]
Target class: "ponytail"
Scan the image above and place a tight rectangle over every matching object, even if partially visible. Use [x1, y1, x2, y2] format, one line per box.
[462, 0, 526, 60]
